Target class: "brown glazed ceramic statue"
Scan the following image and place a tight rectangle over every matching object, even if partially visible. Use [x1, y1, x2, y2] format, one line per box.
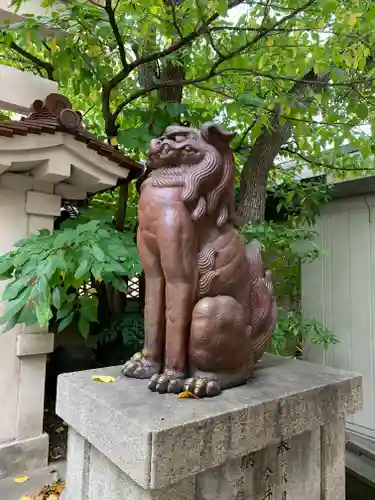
[122, 122, 276, 397]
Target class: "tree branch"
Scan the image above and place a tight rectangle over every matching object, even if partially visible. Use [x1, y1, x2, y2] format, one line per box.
[126, 0, 245, 71]
[234, 121, 257, 152]
[104, 0, 128, 70]
[169, 1, 184, 38]
[102, 0, 245, 129]
[193, 83, 234, 99]
[113, 0, 319, 119]
[281, 147, 372, 172]
[208, 0, 316, 74]
[113, 64, 367, 120]
[7, 40, 55, 80]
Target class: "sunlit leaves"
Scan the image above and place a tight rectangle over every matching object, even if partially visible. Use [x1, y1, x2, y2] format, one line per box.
[1, 0, 375, 181]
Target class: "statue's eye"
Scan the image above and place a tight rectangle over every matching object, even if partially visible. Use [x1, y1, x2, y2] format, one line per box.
[184, 145, 193, 152]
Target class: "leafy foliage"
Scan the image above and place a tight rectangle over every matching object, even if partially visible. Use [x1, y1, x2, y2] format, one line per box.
[242, 179, 330, 300]
[0, 220, 141, 337]
[242, 178, 336, 356]
[99, 309, 144, 357]
[1, 0, 375, 183]
[0, 0, 361, 352]
[271, 311, 339, 357]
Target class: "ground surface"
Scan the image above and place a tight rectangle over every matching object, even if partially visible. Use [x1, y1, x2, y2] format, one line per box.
[0, 461, 66, 500]
[0, 463, 372, 499]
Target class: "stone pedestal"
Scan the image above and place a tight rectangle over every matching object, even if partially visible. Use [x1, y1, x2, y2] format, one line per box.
[56, 355, 362, 500]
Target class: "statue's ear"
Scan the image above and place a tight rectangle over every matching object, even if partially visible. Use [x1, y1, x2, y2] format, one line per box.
[200, 122, 236, 148]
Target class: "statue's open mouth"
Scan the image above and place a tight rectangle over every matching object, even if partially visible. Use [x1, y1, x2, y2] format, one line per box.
[149, 138, 182, 167]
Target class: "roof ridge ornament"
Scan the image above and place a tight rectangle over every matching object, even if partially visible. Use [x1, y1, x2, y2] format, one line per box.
[27, 93, 82, 132]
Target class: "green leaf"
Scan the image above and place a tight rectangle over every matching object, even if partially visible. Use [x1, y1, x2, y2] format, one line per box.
[78, 220, 100, 233]
[35, 302, 53, 327]
[58, 310, 75, 332]
[91, 244, 105, 262]
[356, 102, 368, 120]
[78, 315, 90, 339]
[18, 304, 37, 326]
[74, 259, 91, 280]
[52, 287, 61, 309]
[0, 287, 31, 326]
[2, 277, 29, 301]
[56, 302, 74, 320]
[0, 257, 14, 277]
[92, 262, 103, 281]
[4, 310, 22, 331]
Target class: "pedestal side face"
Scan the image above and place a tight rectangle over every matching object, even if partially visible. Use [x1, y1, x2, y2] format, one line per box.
[62, 420, 345, 500]
[196, 427, 321, 500]
[56, 355, 362, 490]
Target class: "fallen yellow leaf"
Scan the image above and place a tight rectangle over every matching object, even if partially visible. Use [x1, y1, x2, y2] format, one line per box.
[55, 426, 65, 434]
[14, 476, 29, 483]
[55, 483, 66, 494]
[92, 375, 116, 383]
[20, 497, 32, 500]
[177, 391, 199, 399]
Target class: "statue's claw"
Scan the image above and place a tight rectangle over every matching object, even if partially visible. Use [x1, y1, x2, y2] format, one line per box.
[184, 376, 221, 398]
[148, 371, 185, 394]
[122, 352, 160, 379]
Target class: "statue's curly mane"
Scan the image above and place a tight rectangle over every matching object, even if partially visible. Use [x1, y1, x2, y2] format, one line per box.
[148, 123, 237, 227]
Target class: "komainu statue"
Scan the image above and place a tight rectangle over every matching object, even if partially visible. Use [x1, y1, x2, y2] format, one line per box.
[122, 122, 276, 397]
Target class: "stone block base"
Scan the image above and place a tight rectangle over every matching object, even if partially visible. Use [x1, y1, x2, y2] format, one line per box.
[56, 355, 362, 500]
[0, 433, 49, 479]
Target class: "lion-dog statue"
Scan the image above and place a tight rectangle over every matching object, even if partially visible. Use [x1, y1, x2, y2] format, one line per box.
[122, 122, 276, 397]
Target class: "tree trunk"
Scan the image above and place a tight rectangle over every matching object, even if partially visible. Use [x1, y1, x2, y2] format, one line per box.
[236, 117, 291, 223]
[116, 182, 129, 231]
[158, 57, 185, 105]
[236, 70, 326, 223]
[110, 182, 129, 317]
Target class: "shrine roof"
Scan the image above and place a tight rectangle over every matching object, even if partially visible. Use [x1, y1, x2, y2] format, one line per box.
[0, 93, 143, 175]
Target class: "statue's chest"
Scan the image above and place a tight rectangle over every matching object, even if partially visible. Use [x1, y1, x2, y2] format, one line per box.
[138, 185, 187, 230]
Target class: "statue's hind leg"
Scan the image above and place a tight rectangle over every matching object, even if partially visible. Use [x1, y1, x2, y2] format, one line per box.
[186, 296, 254, 397]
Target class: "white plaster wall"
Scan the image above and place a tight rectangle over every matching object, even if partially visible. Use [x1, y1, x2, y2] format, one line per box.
[0, 66, 58, 115]
[302, 194, 375, 440]
[0, 0, 52, 15]
[0, 189, 28, 443]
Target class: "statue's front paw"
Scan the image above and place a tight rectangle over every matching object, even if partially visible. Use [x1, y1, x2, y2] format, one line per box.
[148, 370, 186, 394]
[122, 352, 161, 379]
[184, 376, 221, 398]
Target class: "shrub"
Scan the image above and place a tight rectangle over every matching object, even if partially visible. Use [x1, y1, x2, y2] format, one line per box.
[0, 219, 141, 337]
